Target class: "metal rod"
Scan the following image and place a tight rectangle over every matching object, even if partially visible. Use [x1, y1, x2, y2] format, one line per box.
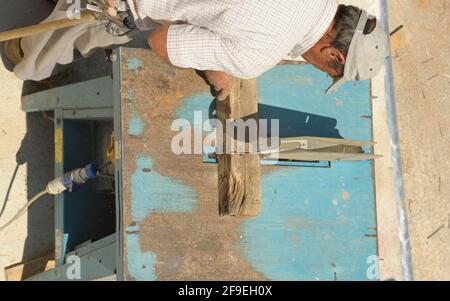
[380, 0, 414, 281]
[0, 12, 96, 42]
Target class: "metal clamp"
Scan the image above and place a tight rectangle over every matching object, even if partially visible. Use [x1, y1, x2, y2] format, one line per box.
[86, 0, 137, 36]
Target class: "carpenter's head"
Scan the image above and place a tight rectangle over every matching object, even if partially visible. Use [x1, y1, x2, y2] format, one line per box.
[303, 5, 390, 93]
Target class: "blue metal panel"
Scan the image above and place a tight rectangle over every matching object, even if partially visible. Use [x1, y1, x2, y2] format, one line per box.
[53, 108, 115, 267]
[241, 162, 376, 281]
[58, 120, 115, 257]
[22, 76, 113, 112]
[117, 48, 377, 280]
[62, 108, 113, 120]
[28, 234, 116, 281]
[21, 68, 118, 277]
[130, 156, 197, 220]
[250, 65, 376, 280]
[173, 64, 377, 280]
[112, 48, 125, 281]
[257, 65, 372, 141]
[123, 154, 200, 280]
[125, 225, 157, 281]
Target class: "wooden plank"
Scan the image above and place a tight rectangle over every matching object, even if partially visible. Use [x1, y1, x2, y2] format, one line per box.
[0, 12, 95, 42]
[5, 252, 55, 281]
[216, 78, 261, 217]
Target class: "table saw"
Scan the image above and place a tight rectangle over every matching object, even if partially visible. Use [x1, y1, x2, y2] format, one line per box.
[6, 0, 409, 282]
[19, 45, 386, 281]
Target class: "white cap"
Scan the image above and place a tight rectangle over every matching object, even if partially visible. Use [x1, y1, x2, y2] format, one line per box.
[326, 11, 390, 94]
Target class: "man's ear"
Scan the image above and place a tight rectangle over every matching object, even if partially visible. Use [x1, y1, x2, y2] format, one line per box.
[321, 46, 346, 65]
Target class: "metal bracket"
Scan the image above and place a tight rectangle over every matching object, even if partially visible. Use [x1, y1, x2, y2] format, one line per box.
[262, 136, 381, 162]
[86, 0, 136, 35]
[204, 136, 381, 168]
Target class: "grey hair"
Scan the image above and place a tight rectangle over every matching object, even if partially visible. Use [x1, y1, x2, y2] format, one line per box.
[329, 5, 376, 77]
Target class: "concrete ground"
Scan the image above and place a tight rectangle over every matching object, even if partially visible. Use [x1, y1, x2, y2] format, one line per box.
[388, 0, 450, 280]
[0, 1, 55, 281]
[0, 0, 148, 281]
[0, 0, 448, 281]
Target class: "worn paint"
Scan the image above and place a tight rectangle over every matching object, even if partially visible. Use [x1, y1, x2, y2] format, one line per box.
[121, 55, 378, 280]
[127, 156, 198, 279]
[130, 156, 197, 222]
[239, 162, 377, 281]
[235, 64, 377, 280]
[257, 64, 372, 140]
[128, 108, 144, 136]
[126, 228, 157, 281]
[126, 89, 134, 102]
[127, 57, 143, 70]
[171, 64, 377, 280]
[175, 91, 214, 131]
[177, 65, 372, 140]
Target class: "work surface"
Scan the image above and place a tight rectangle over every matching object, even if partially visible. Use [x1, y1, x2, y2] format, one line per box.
[2, 0, 448, 282]
[116, 48, 377, 281]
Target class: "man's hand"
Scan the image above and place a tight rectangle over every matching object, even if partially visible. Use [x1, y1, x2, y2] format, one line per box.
[147, 26, 234, 100]
[205, 71, 234, 101]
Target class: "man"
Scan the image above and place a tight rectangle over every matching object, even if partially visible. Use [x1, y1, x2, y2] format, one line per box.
[4, 0, 389, 99]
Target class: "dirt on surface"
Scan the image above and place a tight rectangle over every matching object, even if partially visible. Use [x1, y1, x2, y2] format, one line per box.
[388, 0, 450, 280]
[0, 0, 448, 281]
[120, 49, 267, 280]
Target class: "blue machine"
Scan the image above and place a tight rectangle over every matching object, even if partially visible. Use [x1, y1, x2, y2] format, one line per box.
[22, 47, 379, 281]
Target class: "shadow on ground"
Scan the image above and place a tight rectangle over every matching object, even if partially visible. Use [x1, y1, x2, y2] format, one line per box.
[0, 0, 56, 276]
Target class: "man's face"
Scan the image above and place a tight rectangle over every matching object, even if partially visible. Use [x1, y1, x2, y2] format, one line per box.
[302, 49, 344, 78]
[301, 19, 346, 78]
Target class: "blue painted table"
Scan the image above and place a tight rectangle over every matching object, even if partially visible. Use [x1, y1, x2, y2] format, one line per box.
[115, 48, 378, 281]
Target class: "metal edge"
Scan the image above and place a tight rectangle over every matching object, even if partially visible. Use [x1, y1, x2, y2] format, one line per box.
[27, 234, 116, 281]
[21, 76, 113, 113]
[378, 0, 414, 281]
[112, 47, 125, 281]
[54, 109, 66, 267]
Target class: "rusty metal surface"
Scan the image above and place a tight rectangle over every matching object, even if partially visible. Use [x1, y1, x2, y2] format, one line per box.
[118, 47, 378, 281]
[119, 48, 265, 280]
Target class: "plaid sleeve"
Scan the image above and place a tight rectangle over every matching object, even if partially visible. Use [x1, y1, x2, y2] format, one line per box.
[167, 24, 272, 79]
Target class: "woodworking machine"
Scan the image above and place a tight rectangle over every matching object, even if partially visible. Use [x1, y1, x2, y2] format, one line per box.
[19, 47, 381, 281]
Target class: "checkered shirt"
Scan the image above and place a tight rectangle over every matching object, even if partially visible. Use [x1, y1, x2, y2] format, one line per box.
[127, 0, 338, 78]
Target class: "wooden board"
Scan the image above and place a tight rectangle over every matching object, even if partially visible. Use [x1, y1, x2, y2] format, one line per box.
[217, 78, 261, 216]
[5, 252, 55, 281]
[0, 12, 95, 42]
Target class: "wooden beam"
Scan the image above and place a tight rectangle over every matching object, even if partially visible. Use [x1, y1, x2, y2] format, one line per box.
[216, 78, 261, 217]
[0, 12, 95, 42]
[5, 252, 55, 281]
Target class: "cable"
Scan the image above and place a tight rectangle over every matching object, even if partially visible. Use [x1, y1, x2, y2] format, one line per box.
[0, 163, 101, 233]
[0, 190, 47, 233]
[97, 161, 112, 172]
